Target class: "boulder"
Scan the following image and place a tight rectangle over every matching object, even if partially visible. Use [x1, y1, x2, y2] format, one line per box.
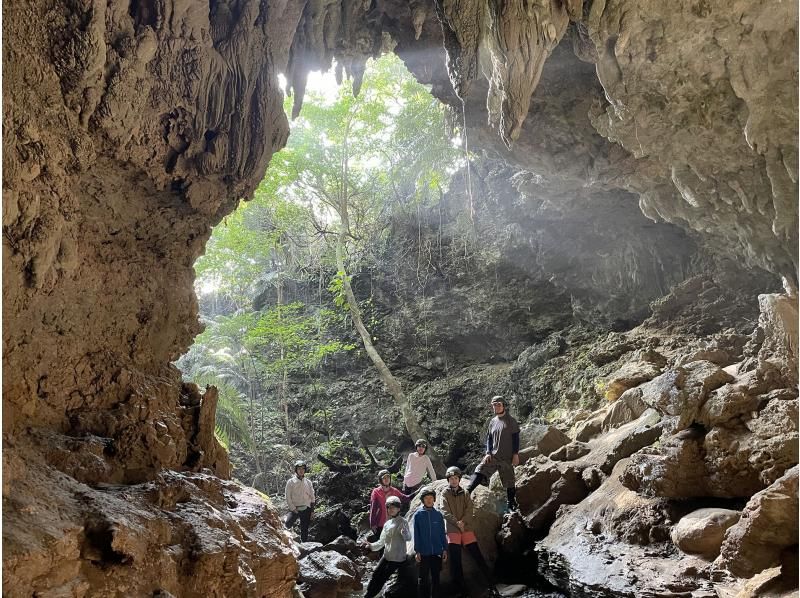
[536, 459, 713, 597]
[297, 550, 361, 598]
[576, 408, 663, 476]
[670, 508, 740, 557]
[308, 506, 357, 545]
[574, 407, 609, 442]
[603, 361, 662, 401]
[515, 459, 589, 533]
[715, 466, 799, 578]
[601, 387, 649, 431]
[639, 361, 734, 430]
[548, 441, 591, 461]
[496, 510, 528, 554]
[518, 422, 570, 458]
[624, 398, 798, 498]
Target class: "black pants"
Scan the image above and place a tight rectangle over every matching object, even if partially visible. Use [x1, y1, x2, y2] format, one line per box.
[448, 542, 493, 589]
[365, 557, 412, 598]
[418, 554, 442, 598]
[285, 508, 312, 542]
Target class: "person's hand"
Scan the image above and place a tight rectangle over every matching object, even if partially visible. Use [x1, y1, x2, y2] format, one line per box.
[415, 553, 422, 563]
[512, 454, 520, 467]
[292, 508, 298, 513]
[481, 454, 492, 465]
[361, 539, 371, 548]
[442, 551, 448, 562]
[457, 521, 465, 532]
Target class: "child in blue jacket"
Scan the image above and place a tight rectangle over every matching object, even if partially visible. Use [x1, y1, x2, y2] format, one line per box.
[413, 487, 448, 598]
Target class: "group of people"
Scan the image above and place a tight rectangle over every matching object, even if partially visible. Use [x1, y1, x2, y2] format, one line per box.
[283, 395, 520, 597]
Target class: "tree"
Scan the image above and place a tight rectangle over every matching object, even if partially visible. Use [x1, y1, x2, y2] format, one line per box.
[274, 54, 462, 474]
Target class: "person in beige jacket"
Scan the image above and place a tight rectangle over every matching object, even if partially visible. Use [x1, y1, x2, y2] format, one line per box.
[440, 466, 499, 598]
[285, 460, 315, 542]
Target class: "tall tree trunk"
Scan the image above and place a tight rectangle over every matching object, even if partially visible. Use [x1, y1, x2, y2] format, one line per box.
[334, 235, 445, 477]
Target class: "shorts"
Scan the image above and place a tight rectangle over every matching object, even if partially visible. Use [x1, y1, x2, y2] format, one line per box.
[475, 456, 515, 488]
[447, 531, 477, 545]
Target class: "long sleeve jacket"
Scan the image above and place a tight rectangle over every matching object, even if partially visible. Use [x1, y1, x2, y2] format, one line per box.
[369, 485, 413, 530]
[403, 452, 437, 487]
[440, 485, 474, 534]
[285, 476, 315, 511]
[368, 515, 412, 562]
[412, 507, 447, 556]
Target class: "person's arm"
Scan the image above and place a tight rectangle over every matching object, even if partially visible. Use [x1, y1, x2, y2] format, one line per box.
[369, 490, 381, 530]
[285, 480, 296, 512]
[309, 480, 316, 506]
[397, 487, 414, 503]
[463, 492, 475, 530]
[368, 525, 388, 551]
[486, 428, 493, 455]
[511, 418, 521, 465]
[440, 493, 457, 528]
[413, 513, 421, 555]
[400, 517, 412, 542]
[425, 456, 437, 481]
[440, 514, 448, 560]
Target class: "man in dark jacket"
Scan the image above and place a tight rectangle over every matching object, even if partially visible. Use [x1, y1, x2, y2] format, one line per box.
[413, 487, 448, 598]
[466, 396, 520, 511]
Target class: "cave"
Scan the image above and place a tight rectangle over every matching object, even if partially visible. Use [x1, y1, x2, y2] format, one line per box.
[3, 0, 798, 597]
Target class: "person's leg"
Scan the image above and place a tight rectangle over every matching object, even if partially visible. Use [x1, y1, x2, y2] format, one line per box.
[285, 511, 299, 531]
[365, 557, 392, 598]
[418, 556, 431, 598]
[468, 460, 499, 494]
[429, 554, 442, 597]
[506, 487, 517, 511]
[448, 542, 465, 596]
[299, 508, 312, 541]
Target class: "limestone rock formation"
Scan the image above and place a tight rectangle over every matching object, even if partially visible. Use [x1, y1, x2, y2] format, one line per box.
[670, 508, 741, 557]
[536, 459, 714, 597]
[715, 466, 799, 578]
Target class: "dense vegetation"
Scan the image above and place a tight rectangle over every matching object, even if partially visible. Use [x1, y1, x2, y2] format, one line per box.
[178, 55, 463, 489]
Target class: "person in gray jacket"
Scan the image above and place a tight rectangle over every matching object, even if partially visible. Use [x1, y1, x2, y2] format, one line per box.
[466, 396, 520, 511]
[362, 495, 413, 597]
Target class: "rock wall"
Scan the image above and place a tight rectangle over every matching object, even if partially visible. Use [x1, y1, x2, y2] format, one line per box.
[3, 0, 797, 595]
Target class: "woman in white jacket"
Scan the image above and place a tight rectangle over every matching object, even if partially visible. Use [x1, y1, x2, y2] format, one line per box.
[402, 439, 437, 493]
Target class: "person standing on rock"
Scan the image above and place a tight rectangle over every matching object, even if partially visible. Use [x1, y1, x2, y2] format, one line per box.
[362, 495, 414, 598]
[284, 460, 315, 542]
[403, 439, 438, 493]
[413, 486, 448, 598]
[466, 396, 520, 512]
[369, 469, 413, 540]
[441, 466, 500, 598]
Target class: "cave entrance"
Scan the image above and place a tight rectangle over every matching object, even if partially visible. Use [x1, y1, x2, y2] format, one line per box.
[177, 52, 466, 493]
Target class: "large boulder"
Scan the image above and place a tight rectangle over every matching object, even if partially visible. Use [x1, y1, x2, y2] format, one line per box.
[514, 459, 589, 533]
[576, 408, 663, 475]
[518, 422, 570, 459]
[756, 294, 798, 386]
[548, 441, 591, 462]
[639, 361, 734, 430]
[601, 387, 649, 431]
[670, 508, 740, 557]
[602, 360, 663, 402]
[298, 550, 361, 598]
[715, 466, 799, 578]
[536, 459, 714, 597]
